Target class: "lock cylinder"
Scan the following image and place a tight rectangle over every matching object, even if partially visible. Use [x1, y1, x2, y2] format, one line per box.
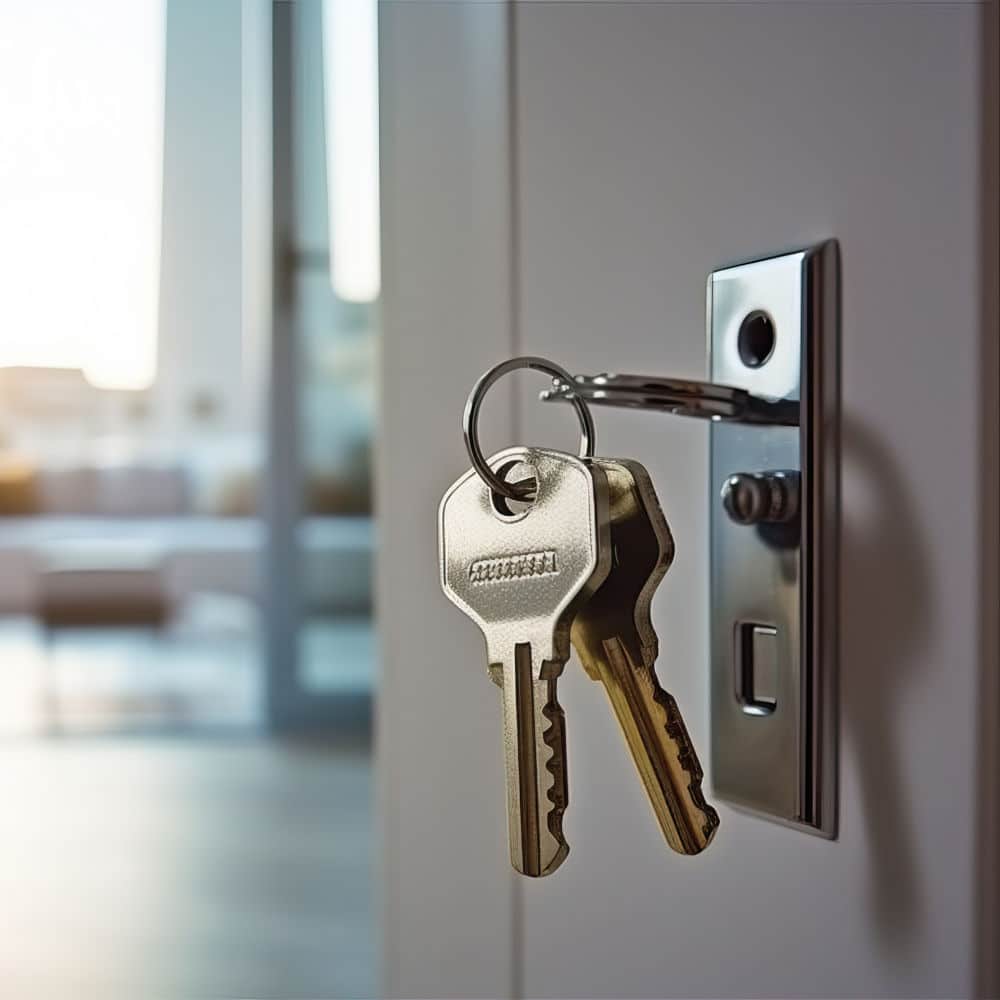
[720, 471, 800, 526]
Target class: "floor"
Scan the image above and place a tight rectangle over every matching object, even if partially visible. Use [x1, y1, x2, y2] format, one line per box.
[0, 607, 374, 736]
[0, 738, 376, 999]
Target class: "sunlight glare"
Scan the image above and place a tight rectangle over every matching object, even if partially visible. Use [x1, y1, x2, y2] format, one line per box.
[0, 0, 166, 391]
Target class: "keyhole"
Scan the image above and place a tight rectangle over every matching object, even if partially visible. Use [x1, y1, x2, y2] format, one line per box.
[737, 310, 776, 368]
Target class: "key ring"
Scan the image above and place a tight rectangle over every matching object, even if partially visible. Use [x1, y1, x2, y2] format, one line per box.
[463, 356, 596, 502]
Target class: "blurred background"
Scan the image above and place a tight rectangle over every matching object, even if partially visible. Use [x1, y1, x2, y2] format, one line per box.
[0, 1, 378, 996]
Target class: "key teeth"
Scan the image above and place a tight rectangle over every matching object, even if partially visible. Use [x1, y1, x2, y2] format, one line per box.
[645, 672, 721, 845]
[540, 694, 569, 844]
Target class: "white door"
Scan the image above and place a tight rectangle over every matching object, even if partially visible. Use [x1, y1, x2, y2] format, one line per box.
[378, 3, 999, 997]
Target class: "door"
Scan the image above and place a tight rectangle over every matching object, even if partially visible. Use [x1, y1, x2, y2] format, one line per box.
[378, 2, 999, 997]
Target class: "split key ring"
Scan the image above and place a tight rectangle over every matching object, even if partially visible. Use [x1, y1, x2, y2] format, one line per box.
[462, 356, 596, 503]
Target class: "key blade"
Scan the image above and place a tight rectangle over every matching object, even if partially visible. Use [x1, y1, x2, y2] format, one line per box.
[501, 643, 568, 876]
[600, 637, 719, 854]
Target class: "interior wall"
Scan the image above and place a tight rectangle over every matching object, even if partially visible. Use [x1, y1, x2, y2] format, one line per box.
[511, 3, 992, 998]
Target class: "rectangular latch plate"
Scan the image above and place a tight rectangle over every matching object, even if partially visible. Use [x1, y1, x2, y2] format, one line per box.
[708, 243, 839, 837]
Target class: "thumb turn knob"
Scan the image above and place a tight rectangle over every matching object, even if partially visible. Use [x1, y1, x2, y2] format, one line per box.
[721, 471, 800, 526]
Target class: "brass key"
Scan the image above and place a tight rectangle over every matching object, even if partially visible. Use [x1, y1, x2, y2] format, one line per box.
[571, 458, 719, 855]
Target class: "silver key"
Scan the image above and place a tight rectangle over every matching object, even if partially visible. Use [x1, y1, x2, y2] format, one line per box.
[439, 446, 611, 876]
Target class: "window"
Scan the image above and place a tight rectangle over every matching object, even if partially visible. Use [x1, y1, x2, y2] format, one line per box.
[0, 0, 167, 391]
[323, 0, 380, 304]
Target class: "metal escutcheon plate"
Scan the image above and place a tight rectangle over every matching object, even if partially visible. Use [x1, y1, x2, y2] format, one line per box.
[709, 242, 839, 838]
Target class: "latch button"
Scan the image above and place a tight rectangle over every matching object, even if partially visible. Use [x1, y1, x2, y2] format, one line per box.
[736, 623, 778, 716]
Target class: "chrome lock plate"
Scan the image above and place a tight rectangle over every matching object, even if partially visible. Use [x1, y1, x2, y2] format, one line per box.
[708, 243, 839, 837]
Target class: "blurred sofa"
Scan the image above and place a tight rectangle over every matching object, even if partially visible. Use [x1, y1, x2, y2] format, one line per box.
[0, 458, 372, 619]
